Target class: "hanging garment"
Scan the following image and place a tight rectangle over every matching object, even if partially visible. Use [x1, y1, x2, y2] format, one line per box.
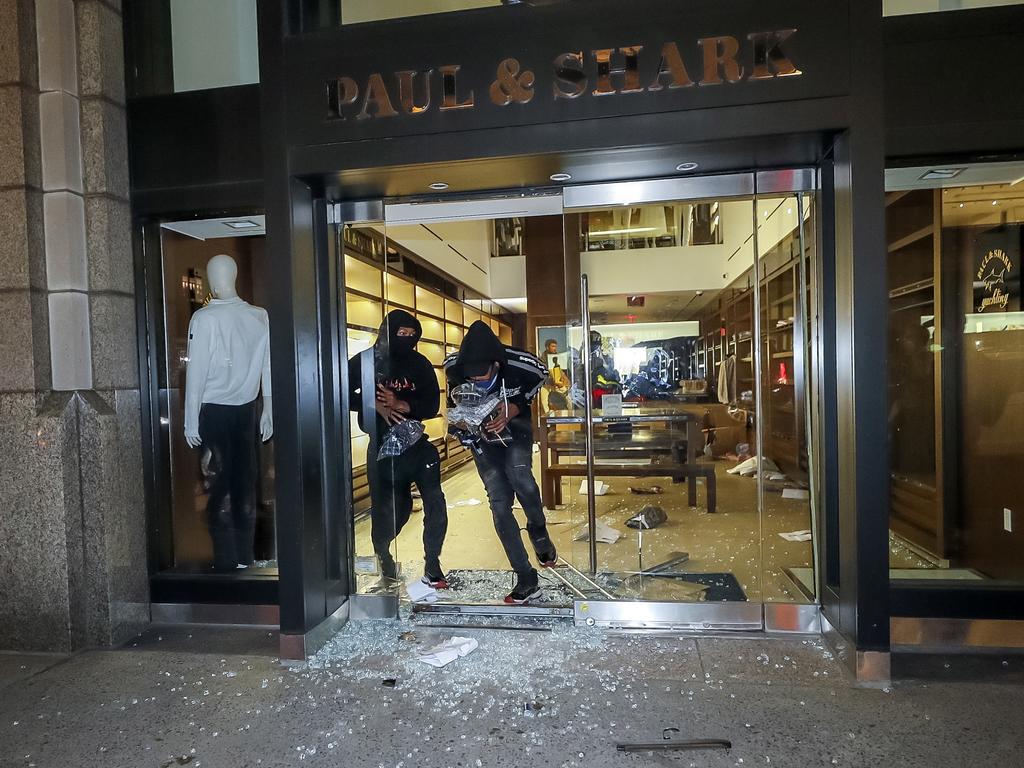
[717, 354, 737, 404]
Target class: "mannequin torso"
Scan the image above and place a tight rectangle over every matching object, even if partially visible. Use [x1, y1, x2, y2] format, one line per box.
[184, 255, 273, 446]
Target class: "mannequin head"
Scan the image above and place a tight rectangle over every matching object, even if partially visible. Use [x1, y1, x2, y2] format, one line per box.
[207, 254, 239, 299]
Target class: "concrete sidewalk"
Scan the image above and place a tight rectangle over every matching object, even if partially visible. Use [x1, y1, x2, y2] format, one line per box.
[1, 619, 1021, 768]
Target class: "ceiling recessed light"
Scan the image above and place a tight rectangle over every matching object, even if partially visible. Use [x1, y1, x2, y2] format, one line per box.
[225, 220, 260, 230]
[919, 168, 965, 181]
[675, 162, 699, 172]
[429, 182, 449, 191]
[550, 173, 572, 182]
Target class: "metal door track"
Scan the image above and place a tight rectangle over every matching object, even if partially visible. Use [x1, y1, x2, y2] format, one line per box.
[411, 602, 575, 618]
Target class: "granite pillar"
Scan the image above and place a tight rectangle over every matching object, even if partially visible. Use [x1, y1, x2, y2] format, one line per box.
[0, 0, 147, 652]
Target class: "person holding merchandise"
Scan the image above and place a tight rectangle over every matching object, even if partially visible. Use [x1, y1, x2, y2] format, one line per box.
[349, 309, 449, 589]
[444, 321, 556, 604]
[184, 254, 273, 573]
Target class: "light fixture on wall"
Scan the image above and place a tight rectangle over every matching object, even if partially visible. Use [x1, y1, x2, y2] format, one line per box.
[919, 168, 965, 181]
[550, 173, 572, 182]
[676, 162, 699, 172]
[429, 182, 449, 190]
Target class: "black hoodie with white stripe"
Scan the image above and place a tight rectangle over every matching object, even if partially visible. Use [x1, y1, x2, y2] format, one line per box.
[443, 321, 547, 433]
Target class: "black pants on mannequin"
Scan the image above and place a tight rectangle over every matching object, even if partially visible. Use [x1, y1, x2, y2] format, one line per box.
[368, 436, 448, 577]
[199, 401, 258, 572]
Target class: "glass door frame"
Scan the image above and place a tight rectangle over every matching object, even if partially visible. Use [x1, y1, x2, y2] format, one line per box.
[335, 169, 823, 631]
[562, 169, 822, 631]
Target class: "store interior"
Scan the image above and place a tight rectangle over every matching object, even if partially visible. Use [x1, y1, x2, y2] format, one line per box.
[885, 160, 1024, 585]
[150, 161, 1024, 599]
[343, 191, 821, 605]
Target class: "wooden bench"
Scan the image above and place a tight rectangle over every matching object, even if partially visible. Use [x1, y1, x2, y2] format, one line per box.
[545, 444, 717, 512]
[538, 407, 717, 513]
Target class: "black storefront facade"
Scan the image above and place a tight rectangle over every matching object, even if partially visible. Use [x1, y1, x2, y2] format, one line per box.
[125, 0, 1024, 679]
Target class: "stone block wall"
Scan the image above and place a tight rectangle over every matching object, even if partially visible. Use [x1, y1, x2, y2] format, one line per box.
[0, 0, 147, 652]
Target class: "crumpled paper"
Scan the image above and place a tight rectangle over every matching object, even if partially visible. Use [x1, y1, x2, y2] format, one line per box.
[416, 636, 479, 668]
[573, 519, 622, 544]
[406, 578, 438, 603]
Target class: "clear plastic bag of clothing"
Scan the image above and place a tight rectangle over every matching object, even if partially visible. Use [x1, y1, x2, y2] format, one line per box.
[377, 419, 425, 459]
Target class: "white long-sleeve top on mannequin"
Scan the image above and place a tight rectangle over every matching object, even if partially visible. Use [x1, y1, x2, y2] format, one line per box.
[184, 297, 272, 436]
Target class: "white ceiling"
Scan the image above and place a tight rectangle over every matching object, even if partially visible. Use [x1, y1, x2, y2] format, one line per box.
[161, 215, 265, 240]
[885, 162, 1024, 191]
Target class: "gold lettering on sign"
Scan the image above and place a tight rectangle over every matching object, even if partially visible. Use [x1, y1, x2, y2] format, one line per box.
[698, 36, 745, 85]
[591, 49, 617, 96]
[489, 58, 535, 106]
[592, 46, 645, 96]
[647, 42, 694, 91]
[327, 76, 359, 120]
[553, 51, 587, 99]
[357, 73, 398, 120]
[396, 70, 433, 114]
[747, 29, 802, 80]
[619, 46, 644, 93]
[439, 65, 475, 110]
[325, 29, 805, 121]
[976, 248, 1014, 312]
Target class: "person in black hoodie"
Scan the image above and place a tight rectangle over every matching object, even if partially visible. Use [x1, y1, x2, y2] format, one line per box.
[349, 309, 448, 588]
[444, 321, 557, 604]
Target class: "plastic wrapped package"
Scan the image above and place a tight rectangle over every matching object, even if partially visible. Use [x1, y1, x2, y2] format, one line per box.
[377, 419, 425, 459]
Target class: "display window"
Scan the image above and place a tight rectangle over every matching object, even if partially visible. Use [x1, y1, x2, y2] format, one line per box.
[885, 160, 1024, 585]
[155, 216, 277, 578]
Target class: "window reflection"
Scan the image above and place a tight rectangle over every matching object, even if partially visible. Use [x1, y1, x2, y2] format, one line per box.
[580, 203, 723, 252]
[886, 162, 1024, 584]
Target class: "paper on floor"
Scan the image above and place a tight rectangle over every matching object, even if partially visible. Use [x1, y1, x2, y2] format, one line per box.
[416, 636, 479, 668]
[573, 519, 622, 544]
[447, 498, 482, 508]
[406, 578, 439, 603]
[782, 488, 810, 500]
[727, 456, 783, 478]
[578, 479, 610, 495]
[778, 530, 812, 542]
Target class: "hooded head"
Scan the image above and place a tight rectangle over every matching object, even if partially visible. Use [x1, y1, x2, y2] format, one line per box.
[375, 309, 422, 371]
[456, 320, 507, 382]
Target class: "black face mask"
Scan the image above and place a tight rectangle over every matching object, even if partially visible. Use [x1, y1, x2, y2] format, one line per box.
[389, 335, 416, 356]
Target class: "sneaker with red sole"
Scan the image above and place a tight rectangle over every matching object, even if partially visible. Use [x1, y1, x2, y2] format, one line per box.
[504, 570, 542, 604]
[422, 566, 449, 590]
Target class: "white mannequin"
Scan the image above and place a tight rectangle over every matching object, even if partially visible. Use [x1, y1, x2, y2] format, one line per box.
[184, 254, 273, 448]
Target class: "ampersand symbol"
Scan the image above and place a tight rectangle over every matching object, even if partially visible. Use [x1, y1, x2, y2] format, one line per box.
[490, 58, 535, 106]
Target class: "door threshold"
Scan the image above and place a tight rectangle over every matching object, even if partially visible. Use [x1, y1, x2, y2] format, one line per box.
[411, 601, 575, 618]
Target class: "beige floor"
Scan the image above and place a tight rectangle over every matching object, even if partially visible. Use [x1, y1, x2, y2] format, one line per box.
[354, 449, 818, 603]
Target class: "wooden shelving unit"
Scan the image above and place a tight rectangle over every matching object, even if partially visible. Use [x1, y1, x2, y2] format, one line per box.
[688, 222, 812, 481]
[885, 188, 948, 560]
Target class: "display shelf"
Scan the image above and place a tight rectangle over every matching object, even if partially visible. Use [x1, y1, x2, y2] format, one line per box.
[415, 286, 445, 318]
[384, 273, 416, 308]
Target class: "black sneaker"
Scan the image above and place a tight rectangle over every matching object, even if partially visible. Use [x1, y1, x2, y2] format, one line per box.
[504, 570, 542, 605]
[422, 563, 449, 590]
[379, 554, 399, 581]
[527, 525, 558, 567]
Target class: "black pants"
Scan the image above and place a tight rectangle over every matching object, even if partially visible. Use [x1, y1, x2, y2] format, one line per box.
[472, 427, 548, 576]
[199, 401, 258, 572]
[368, 437, 448, 569]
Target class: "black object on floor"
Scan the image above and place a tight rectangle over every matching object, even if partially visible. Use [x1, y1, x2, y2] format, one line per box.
[625, 504, 668, 529]
[652, 572, 747, 602]
[616, 738, 731, 753]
